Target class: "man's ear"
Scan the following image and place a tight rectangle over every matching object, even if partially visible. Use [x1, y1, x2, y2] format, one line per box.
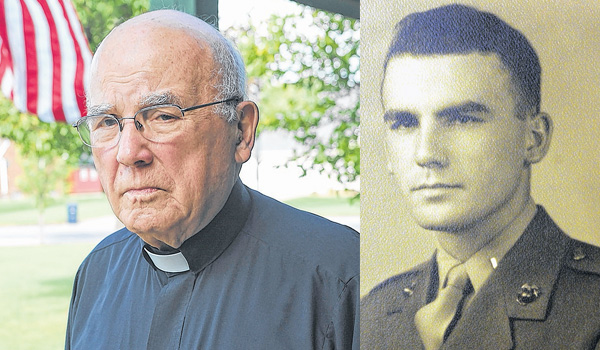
[234, 101, 259, 164]
[525, 112, 553, 165]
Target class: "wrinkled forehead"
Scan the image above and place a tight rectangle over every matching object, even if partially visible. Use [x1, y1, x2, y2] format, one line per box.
[88, 24, 217, 108]
[95, 22, 214, 76]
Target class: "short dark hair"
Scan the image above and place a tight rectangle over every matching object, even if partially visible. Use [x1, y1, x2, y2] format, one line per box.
[384, 4, 541, 115]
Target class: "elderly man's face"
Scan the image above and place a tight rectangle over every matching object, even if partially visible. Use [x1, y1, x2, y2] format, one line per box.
[382, 53, 533, 233]
[88, 25, 241, 249]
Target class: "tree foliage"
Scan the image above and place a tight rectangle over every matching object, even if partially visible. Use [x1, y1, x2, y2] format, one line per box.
[226, 6, 360, 187]
[72, 0, 149, 51]
[3, 1, 360, 217]
[0, 97, 80, 213]
[0, 1, 147, 215]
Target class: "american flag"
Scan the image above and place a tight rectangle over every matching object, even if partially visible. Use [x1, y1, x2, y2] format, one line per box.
[0, 0, 91, 123]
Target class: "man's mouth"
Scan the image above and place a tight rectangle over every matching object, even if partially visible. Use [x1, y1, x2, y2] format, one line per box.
[123, 187, 162, 196]
[411, 183, 462, 191]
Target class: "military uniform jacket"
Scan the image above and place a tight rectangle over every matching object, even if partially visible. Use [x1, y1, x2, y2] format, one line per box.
[361, 207, 600, 349]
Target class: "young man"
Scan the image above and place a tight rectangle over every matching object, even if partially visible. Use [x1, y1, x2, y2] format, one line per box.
[361, 5, 600, 349]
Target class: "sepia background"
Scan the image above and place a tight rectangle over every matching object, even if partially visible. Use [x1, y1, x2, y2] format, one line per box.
[361, 0, 600, 296]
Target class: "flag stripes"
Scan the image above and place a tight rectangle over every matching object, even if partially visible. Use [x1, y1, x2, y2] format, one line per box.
[0, 0, 91, 123]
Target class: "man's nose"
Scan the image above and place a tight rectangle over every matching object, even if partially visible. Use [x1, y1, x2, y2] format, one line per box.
[116, 119, 153, 167]
[413, 119, 448, 169]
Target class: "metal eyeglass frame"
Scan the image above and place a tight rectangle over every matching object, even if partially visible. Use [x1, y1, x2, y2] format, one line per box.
[72, 97, 241, 148]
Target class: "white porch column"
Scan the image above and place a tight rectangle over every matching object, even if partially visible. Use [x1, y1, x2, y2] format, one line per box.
[0, 139, 11, 196]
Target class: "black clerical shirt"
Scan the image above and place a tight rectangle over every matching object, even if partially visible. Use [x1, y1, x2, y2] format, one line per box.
[65, 180, 359, 349]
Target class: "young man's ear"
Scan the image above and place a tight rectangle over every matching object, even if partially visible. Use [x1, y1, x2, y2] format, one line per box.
[234, 101, 259, 164]
[525, 112, 553, 165]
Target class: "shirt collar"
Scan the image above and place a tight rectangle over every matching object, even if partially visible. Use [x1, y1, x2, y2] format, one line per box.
[143, 248, 189, 273]
[142, 179, 252, 274]
[436, 201, 537, 293]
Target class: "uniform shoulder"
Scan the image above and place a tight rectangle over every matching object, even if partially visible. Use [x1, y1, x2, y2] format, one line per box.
[364, 260, 431, 299]
[564, 239, 600, 276]
[361, 260, 432, 323]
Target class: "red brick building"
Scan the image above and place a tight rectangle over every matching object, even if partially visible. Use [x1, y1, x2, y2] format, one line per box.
[0, 139, 102, 197]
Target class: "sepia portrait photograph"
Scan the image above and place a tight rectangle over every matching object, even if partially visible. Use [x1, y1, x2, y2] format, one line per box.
[360, 0, 600, 348]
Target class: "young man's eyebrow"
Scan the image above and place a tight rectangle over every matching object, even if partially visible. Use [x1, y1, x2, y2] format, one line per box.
[383, 110, 417, 121]
[437, 101, 490, 117]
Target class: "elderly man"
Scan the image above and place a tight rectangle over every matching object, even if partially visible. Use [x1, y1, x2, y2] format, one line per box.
[361, 4, 600, 349]
[66, 10, 358, 350]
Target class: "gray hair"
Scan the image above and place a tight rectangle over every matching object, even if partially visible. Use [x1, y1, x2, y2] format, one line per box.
[205, 34, 247, 124]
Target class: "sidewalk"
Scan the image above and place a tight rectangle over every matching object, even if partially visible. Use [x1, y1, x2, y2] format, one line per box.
[0, 215, 123, 246]
[0, 215, 359, 247]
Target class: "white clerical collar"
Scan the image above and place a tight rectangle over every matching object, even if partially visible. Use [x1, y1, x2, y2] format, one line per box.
[144, 247, 190, 273]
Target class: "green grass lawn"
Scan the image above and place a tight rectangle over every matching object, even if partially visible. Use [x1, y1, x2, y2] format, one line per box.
[285, 195, 359, 216]
[0, 192, 358, 226]
[0, 193, 113, 226]
[0, 243, 94, 349]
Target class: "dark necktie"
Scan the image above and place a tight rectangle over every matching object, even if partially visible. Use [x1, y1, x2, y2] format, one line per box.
[414, 264, 471, 350]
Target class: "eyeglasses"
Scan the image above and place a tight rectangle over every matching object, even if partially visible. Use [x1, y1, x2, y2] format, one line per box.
[72, 97, 240, 148]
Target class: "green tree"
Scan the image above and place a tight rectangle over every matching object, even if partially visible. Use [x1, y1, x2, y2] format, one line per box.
[226, 6, 360, 189]
[72, 0, 149, 51]
[0, 1, 148, 229]
[0, 98, 81, 229]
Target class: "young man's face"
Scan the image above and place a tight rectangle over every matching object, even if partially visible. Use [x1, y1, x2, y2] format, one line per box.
[382, 53, 532, 233]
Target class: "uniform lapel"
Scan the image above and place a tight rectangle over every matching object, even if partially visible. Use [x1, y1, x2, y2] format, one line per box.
[442, 269, 513, 350]
[442, 207, 567, 350]
[384, 255, 437, 349]
[500, 208, 567, 320]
